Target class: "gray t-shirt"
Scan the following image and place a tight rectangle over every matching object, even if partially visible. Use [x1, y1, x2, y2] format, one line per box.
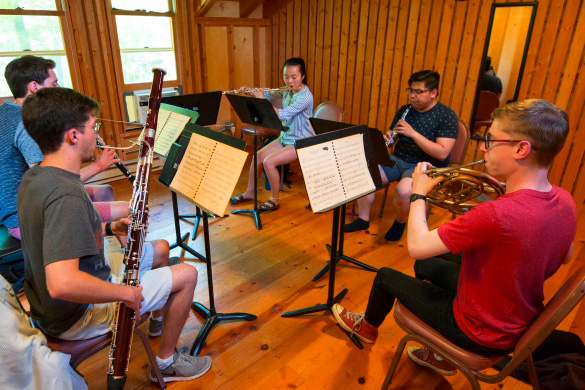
[17, 165, 109, 336]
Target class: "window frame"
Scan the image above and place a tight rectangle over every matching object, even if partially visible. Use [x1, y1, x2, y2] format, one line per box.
[105, 0, 181, 92]
[0, 2, 77, 99]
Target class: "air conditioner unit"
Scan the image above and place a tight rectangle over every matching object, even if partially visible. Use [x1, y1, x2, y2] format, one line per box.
[123, 87, 181, 124]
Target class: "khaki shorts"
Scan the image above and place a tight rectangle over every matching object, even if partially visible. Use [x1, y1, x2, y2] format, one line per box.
[57, 239, 173, 340]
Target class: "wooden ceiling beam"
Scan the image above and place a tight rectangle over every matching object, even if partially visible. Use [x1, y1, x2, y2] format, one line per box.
[239, 0, 263, 18]
[194, 0, 220, 16]
[262, 0, 295, 19]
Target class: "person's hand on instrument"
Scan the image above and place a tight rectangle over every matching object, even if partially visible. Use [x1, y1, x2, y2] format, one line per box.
[95, 148, 120, 172]
[250, 88, 264, 99]
[111, 218, 131, 236]
[393, 120, 417, 139]
[412, 162, 444, 196]
[123, 285, 143, 312]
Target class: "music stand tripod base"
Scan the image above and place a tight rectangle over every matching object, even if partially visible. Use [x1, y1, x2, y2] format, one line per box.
[280, 206, 363, 349]
[189, 212, 257, 356]
[312, 200, 378, 281]
[190, 302, 257, 356]
[231, 208, 262, 230]
[312, 244, 378, 282]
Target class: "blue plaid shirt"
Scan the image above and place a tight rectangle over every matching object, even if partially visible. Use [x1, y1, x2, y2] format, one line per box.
[264, 86, 313, 145]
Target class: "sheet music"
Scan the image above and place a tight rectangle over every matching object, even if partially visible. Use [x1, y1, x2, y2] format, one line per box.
[153, 109, 192, 156]
[333, 135, 375, 200]
[197, 143, 248, 216]
[169, 134, 216, 199]
[169, 132, 248, 216]
[297, 134, 374, 213]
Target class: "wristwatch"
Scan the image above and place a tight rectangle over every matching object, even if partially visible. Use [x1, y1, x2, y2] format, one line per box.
[409, 193, 427, 203]
[105, 221, 114, 236]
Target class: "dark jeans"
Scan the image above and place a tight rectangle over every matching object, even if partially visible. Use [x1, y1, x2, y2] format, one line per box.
[364, 253, 511, 356]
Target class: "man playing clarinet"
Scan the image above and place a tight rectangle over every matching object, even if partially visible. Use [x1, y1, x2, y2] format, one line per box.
[18, 88, 212, 383]
[344, 70, 458, 242]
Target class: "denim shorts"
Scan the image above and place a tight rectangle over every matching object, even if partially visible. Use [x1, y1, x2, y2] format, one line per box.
[380, 154, 417, 183]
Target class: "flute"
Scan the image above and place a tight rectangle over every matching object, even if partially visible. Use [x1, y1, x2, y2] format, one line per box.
[386, 105, 411, 147]
[222, 86, 299, 94]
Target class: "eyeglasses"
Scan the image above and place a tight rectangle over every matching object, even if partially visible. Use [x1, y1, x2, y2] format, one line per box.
[471, 133, 537, 151]
[76, 122, 101, 134]
[406, 88, 430, 96]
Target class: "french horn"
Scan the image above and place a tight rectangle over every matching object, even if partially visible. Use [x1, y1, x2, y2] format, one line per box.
[424, 160, 505, 215]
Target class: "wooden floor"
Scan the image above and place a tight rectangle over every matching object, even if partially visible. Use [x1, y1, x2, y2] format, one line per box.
[80, 157, 585, 390]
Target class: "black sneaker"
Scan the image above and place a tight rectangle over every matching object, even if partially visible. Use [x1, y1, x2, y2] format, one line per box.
[151, 352, 212, 383]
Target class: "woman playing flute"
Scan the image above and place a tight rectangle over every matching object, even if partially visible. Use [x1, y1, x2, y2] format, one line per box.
[230, 57, 313, 211]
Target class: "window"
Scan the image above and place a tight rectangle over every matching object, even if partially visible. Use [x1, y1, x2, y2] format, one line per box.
[0, 0, 73, 98]
[110, 1, 178, 86]
[111, 0, 170, 13]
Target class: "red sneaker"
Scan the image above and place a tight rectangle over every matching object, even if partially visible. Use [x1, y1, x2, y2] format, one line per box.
[331, 304, 378, 343]
[407, 346, 457, 376]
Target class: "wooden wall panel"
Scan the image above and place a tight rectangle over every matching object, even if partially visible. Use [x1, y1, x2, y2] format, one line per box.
[59, 0, 271, 160]
[335, 0, 351, 110]
[202, 26, 232, 124]
[270, 0, 585, 207]
[188, 21, 271, 132]
[64, 0, 128, 158]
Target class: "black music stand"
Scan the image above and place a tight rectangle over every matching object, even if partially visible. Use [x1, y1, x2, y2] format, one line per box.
[159, 125, 206, 260]
[161, 92, 223, 243]
[225, 94, 287, 230]
[190, 211, 257, 356]
[162, 91, 222, 126]
[158, 127, 257, 356]
[307, 119, 394, 281]
[281, 126, 384, 349]
[281, 204, 362, 349]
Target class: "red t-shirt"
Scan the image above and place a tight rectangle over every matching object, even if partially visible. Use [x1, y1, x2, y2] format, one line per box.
[438, 186, 576, 349]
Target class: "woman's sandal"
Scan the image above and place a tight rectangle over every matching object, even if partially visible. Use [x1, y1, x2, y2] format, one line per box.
[230, 194, 252, 205]
[258, 199, 280, 212]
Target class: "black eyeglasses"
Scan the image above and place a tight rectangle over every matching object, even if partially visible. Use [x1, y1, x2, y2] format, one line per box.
[405, 88, 430, 96]
[471, 133, 537, 151]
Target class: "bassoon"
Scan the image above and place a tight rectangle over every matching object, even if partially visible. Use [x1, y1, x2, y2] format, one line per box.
[107, 67, 166, 390]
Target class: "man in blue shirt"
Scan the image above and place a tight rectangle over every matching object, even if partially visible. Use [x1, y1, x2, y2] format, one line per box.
[0, 55, 118, 239]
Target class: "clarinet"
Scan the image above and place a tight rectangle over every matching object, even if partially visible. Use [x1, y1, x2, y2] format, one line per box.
[96, 136, 136, 183]
[107, 67, 166, 390]
[386, 105, 411, 147]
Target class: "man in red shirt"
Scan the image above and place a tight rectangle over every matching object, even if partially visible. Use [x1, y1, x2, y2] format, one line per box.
[332, 99, 576, 376]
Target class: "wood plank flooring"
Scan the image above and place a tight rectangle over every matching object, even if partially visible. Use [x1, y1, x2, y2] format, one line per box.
[80, 158, 584, 389]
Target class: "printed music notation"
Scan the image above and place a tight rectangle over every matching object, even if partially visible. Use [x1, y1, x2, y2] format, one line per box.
[153, 109, 192, 156]
[297, 133, 375, 213]
[170, 133, 248, 216]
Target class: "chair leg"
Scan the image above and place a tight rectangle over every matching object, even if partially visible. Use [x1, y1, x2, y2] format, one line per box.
[379, 186, 389, 218]
[458, 365, 482, 390]
[526, 354, 541, 390]
[135, 328, 166, 389]
[381, 336, 409, 389]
